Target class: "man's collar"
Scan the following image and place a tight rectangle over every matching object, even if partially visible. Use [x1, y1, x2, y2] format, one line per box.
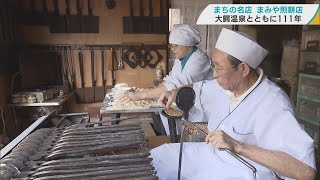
[226, 68, 264, 100]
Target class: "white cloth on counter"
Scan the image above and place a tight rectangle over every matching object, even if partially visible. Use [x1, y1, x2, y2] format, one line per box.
[151, 70, 316, 180]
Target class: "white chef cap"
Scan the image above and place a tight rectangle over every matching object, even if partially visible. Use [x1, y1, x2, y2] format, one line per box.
[215, 28, 269, 68]
[169, 24, 201, 46]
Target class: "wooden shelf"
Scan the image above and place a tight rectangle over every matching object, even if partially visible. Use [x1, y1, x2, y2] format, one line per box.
[10, 92, 74, 107]
[301, 49, 320, 52]
[298, 94, 320, 104]
[299, 73, 320, 80]
[298, 115, 320, 127]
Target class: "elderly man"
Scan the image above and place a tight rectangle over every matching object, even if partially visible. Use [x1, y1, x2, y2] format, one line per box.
[151, 28, 316, 180]
[121, 24, 213, 134]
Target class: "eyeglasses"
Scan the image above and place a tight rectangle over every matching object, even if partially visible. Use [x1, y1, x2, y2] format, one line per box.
[210, 61, 236, 73]
[168, 44, 178, 50]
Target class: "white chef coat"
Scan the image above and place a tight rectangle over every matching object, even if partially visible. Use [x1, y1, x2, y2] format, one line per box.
[151, 69, 316, 180]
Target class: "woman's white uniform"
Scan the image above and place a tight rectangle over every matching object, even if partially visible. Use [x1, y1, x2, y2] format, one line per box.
[161, 24, 213, 134]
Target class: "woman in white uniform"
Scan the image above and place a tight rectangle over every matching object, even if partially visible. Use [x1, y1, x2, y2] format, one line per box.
[153, 28, 316, 180]
[120, 24, 213, 134]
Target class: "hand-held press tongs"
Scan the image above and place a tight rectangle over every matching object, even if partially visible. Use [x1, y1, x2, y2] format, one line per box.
[175, 87, 257, 180]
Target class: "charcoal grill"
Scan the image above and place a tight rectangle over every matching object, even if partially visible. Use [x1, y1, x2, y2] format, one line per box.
[0, 113, 158, 180]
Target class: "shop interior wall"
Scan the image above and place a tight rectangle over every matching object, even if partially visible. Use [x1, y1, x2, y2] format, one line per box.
[0, 46, 19, 139]
[22, 0, 167, 89]
[0, 0, 168, 141]
[20, 0, 168, 113]
[0, 0, 22, 141]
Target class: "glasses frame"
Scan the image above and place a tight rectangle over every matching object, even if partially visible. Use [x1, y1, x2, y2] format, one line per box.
[210, 60, 237, 73]
[168, 44, 179, 51]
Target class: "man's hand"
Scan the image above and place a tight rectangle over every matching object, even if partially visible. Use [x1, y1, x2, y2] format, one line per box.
[205, 130, 241, 153]
[119, 92, 142, 103]
[157, 89, 179, 109]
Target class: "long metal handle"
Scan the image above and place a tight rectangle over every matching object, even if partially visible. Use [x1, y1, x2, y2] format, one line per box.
[78, 49, 85, 88]
[149, 0, 153, 17]
[111, 48, 116, 86]
[65, 0, 71, 14]
[43, 0, 48, 14]
[88, 0, 93, 15]
[69, 46, 76, 89]
[159, 0, 163, 16]
[91, 48, 96, 87]
[180, 118, 257, 179]
[31, 0, 36, 13]
[178, 124, 186, 180]
[76, 0, 81, 15]
[101, 50, 106, 84]
[140, 0, 144, 17]
[222, 148, 257, 174]
[129, 0, 133, 17]
[53, 0, 59, 15]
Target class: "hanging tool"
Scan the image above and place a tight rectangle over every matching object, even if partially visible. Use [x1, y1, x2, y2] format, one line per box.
[65, 46, 74, 91]
[122, 47, 138, 69]
[65, 0, 82, 33]
[23, 0, 36, 25]
[87, 0, 99, 33]
[146, 48, 163, 68]
[77, 0, 85, 33]
[26, 0, 48, 26]
[1, 3, 7, 40]
[101, 50, 107, 99]
[118, 48, 124, 70]
[159, 0, 168, 33]
[111, 48, 116, 86]
[60, 47, 68, 87]
[135, 46, 148, 68]
[61, 47, 72, 91]
[123, 0, 134, 33]
[5, 0, 13, 40]
[78, 49, 86, 103]
[136, 0, 152, 33]
[8, 0, 16, 41]
[153, 0, 167, 34]
[40, 0, 49, 25]
[152, 0, 160, 34]
[69, 46, 76, 90]
[147, 0, 153, 33]
[11, 0, 23, 40]
[68, 0, 82, 33]
[51, 46, 63, 85]
[137, 0, 144, 33]
[64, 0, 71, 33]
[91, 47, 97, 103]
[50, 0, 66, 33]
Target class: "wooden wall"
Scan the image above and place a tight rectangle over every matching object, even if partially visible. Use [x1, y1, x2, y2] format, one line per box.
[0, 0, 169, 141]
[22, 0, 168, 89]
